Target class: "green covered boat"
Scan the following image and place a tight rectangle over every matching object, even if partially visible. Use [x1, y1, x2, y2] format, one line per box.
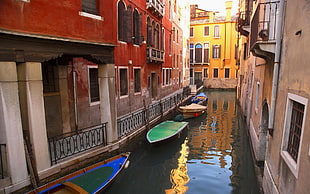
[146, 121, 189, 144]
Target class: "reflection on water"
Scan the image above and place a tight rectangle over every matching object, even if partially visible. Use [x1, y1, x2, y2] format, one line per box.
[105, 90, 259, 194]
[165, 138, 190, 194]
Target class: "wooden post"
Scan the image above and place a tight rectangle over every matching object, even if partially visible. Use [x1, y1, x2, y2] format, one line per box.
[143, 100, 150, 131]
[23, 131, 40, 188]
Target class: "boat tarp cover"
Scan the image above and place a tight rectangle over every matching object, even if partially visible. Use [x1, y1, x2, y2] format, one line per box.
[147, 121, 188, 142]
[179, 103, 207, 112]
[64, 156, 126, 193]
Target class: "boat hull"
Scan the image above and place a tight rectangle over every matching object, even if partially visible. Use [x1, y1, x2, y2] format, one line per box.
[191, 93, 208, 104]
[178, 103, 207, 119]
[146, 121, 189, 144]
[27, 153, 130, 194]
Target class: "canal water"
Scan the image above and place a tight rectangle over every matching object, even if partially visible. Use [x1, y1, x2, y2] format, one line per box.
[105, 90, 260, 194]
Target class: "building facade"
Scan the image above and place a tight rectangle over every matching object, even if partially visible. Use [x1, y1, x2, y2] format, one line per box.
[237, 0, 310, 193]
[190, 1, 238, 89]
[115, 0, 190, 117]
[0, 0, 190, 193]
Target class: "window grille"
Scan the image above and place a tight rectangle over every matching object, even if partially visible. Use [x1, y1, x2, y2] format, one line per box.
[287, 101, 304, 162]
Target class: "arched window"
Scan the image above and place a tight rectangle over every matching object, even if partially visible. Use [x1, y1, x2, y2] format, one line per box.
[118, 1, 126, 41]
[204, 43, 210, 63]
[195, 44, 203, 63]
[147, 18, 152, 46]
[133, 9, 142, 45]
[155, 24, 160, 49]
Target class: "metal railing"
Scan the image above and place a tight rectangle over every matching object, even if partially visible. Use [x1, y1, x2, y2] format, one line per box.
[48, 123, 107, 165]
[250, 1, 280, 48]
[0, 144, 6, 179]
[117, 87, 191, 138]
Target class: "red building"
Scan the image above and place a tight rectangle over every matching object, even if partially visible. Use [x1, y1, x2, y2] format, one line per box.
[115, 0, 182, 116]
[0, 0, 187, 193]
[0, 0, 118, 192]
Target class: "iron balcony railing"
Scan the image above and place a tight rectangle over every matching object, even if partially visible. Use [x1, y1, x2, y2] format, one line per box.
[48, 123, 107, 165]
[237, 10, 252, 36]
[146, 0, 164, 17]
[147, 47, 164, 63]
[117, 87, 191, 138]
[250, 1, 280, 49]
[0, 144, 6, 179]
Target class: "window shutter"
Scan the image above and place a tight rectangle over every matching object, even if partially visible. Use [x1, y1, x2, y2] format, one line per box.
[125, 6, 133, 43]
[147, 24, 152, 46]
[118, 1, 125, 41]
[138, 13, 142, 45]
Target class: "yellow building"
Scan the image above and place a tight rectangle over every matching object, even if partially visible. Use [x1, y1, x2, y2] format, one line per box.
[189, 1, 238, 88]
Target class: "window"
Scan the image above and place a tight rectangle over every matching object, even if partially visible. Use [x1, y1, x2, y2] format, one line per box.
[212, 45, 221, 59]
[224, 68, 230, 78]
[169, 34, 172, 55]
[195, 44, 202, 63]
[203, 43, 210, 63]
[118, 1, 126, 41]
[119, 68, 128, 96]
[42, 62, 59, 93]
[281, 93, 308, 177]
[190, 44, 194, 63]
[203, 68, 208, 78]
[134, 68, 141, 93]
[133, 10, 142, 45]
[213, 68, 219, 78]
[204, 26, 209, 36]
[243, 43, 248, 60]
[82, 0, 98, 15]
[190, 27, 194, 37]
[89, 67, 100, 102]
[255, 82, 260, 110]
[214, 25, 220, 38]
[162, 68, 172, 86]
[147, 18, 152, 46]
[173, 27, 175, 41]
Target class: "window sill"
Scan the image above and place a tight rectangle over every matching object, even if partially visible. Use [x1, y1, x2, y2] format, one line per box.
[120, 95, 128, 99]
[281, 151, 299, 178]
[90, 101, 100, 106]
[79, 12, 103, 21]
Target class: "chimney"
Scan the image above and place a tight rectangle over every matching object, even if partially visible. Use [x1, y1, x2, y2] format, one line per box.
[225, 1, 232, 21]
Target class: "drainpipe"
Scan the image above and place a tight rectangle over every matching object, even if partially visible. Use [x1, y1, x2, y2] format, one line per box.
[268, 0, 285, 132]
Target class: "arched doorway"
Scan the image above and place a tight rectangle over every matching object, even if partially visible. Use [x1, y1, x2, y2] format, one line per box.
[258, 101, 269, 164]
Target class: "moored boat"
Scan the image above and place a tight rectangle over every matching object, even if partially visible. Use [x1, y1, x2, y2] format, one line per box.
[27, 152, 130, 194]
[191, 92, 208, 104]
[146, 121, 189, 144]
[178, 103, 207, 119]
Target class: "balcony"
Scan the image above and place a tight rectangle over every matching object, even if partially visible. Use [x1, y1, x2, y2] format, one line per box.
[146, 0, 164, 18]
[147, 46, 164, 63]
[237, 10, 251, 36]
[250, 1, 280, 61]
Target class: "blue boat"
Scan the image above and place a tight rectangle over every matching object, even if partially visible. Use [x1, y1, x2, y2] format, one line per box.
[191, 93, 208, 104]
[27, 153, 130, 194]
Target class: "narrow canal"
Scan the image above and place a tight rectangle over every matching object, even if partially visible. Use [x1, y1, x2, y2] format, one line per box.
[105, 90, 260, 194]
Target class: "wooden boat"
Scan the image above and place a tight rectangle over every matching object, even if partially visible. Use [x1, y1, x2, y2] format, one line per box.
[191, 92, 208, 104]
[27, 152, 130, 194]
[146, 121, 189, 144]
[178, 103, 207, 119]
